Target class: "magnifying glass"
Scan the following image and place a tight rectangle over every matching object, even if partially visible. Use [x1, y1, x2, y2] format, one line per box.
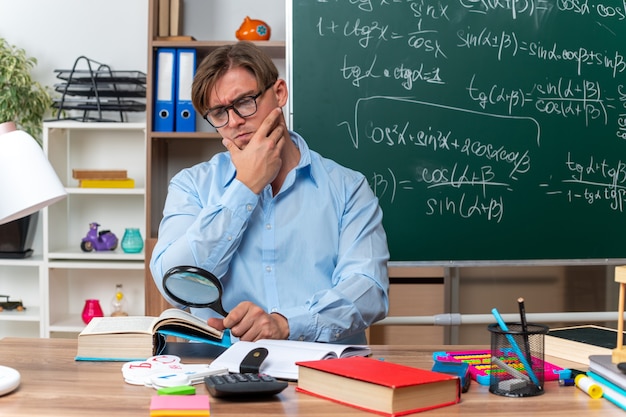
[163, 266, 229, 317]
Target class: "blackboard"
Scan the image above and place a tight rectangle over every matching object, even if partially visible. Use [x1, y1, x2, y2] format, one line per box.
[290, 0, 626, 262]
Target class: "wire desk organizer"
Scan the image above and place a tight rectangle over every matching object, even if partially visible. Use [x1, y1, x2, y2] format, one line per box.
[52, 56, 146, 122]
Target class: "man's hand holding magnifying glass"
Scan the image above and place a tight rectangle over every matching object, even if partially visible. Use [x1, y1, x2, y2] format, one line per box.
[208, 302, 289, 342]
[163, 266, 290, 342]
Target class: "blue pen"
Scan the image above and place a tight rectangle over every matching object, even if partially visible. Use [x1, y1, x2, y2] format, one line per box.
[491, 308, 541, 387]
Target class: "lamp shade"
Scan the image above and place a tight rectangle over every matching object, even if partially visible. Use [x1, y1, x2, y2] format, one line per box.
[0, 123, 67, 225]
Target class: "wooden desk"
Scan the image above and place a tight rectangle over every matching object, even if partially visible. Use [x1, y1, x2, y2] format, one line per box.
[0, 337, 622, 416]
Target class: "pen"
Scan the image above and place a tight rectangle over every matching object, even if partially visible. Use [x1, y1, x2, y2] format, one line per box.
[517, 297, 532, 363]
[491, 308, 541, 387]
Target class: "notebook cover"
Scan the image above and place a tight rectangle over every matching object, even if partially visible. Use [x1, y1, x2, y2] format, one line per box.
[296, 356, 458, 388]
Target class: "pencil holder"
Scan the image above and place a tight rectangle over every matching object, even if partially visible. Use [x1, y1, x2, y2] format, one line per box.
[487, 322, 549, 397]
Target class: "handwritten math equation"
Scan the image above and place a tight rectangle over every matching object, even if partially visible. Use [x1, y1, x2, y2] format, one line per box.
[304, 0, 626, 222]
[370, 166, 507, 222]
[362, 115, 529, 223]
[545, 152, 626, 212]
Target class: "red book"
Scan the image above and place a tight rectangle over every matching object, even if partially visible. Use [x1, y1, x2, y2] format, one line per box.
[296, 356, 460, 417]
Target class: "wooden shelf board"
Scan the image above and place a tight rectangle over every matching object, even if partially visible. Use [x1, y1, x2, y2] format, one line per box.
[151, 40, 285, 59]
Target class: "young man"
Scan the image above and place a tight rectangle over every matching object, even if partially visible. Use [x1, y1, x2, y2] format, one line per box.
[150, 41, 389, 344]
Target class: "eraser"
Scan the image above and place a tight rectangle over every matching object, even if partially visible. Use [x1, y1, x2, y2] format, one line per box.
[157, 385, 197, 395]
[498, 378, 528, 392]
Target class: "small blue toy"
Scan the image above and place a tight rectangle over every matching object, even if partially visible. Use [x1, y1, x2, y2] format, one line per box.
[432, 359, 471, 392]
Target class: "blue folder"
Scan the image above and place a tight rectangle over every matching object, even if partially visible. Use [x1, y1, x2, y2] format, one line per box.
[154, 48, 177, 132]
[175, 48, 196, 132]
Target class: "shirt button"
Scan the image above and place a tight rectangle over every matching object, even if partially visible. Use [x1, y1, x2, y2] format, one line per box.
[227, 236, 232, 241]
[265, 266, 272, 272]
[246, 204, 253, 211]
[265, 224, 271, 230]
[271, 307, 278, 312]
[298, 336, 305, 341]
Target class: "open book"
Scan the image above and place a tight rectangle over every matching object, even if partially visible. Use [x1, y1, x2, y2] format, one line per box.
[209, 339, 371, 380]
[76, 308, 229, 361]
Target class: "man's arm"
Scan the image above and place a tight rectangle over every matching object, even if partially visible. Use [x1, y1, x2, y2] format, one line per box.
[150, 169, 260, 300]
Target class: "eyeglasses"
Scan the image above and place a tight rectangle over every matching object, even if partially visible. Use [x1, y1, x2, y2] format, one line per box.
[203, 83, 274, 128]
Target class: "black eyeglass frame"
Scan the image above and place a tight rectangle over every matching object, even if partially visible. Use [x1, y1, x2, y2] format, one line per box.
[203, 83, 275, 128]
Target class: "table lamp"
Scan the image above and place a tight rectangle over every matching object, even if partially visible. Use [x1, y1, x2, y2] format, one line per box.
[0, 121, 67, 225]
[0, 120, 67, 395]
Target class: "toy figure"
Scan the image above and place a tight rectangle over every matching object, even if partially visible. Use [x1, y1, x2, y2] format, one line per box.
[235, 16, 271, 41]
[0, 295, 25, 312]
[80, 222, 118, 252]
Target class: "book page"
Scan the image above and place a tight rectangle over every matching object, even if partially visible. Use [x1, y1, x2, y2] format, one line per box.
[211, 340, 371, 380]
[156, 308, 223, 338]
[255, 339, 371, 358]
[79, 316, 157, 335]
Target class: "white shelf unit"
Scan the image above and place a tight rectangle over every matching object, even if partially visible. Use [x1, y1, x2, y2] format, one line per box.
[47, 261, 145, 335]
[42, 121, 147, 337]
[0, 256, 46, 337]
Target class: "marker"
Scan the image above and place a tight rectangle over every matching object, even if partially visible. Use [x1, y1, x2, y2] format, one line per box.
[491, 308, 541, 387]
[575, 374, 602, 399]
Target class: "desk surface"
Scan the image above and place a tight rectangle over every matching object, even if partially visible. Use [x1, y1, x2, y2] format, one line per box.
[0, 337, 622, 417]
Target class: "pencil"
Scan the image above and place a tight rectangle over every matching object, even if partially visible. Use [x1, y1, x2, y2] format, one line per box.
[491, 307, 541, 387]
[517, 297, 532, 363]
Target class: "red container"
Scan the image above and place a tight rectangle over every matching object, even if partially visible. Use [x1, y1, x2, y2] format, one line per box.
[81, 299, 104, 324]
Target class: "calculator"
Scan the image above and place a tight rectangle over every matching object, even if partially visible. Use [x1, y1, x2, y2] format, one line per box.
[204, 373, 288, 398]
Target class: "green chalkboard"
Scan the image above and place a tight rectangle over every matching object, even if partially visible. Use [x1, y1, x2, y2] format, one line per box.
[290, 1, 626, 262]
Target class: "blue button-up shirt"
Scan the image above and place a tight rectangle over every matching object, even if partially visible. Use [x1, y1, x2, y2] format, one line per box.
[150, 131, 389, 344]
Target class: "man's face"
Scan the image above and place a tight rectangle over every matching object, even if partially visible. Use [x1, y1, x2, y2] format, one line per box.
[209, 67, 276, 149]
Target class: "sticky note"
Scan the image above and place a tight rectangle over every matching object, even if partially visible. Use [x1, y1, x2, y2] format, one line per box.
[150, 394, 210, 416]
[157, 385, 196, 395]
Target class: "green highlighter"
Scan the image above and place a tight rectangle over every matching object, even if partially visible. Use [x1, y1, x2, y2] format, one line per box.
[157, 385, 196, 395]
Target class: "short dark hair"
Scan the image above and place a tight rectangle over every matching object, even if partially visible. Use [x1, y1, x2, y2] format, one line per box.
[191, 41, 279, 116]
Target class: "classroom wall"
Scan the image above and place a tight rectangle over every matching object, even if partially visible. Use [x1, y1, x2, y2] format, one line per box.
[456, 265, 614, 345]
[0, 0, 147, 94]
[0, 0, 286, 122]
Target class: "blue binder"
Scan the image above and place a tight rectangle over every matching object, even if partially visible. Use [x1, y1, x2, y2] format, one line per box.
[175, 48, 196, 132]
[154, 48, 177, 132]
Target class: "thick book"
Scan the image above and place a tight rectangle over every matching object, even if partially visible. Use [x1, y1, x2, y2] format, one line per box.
[296, 356, 460, 417]
[72, 169, 128, 179]
[589, 355, 626, 391]
[76, 308, 227, 361]
[209, 339, 371, 380]
[544, 325, 625, 365]
[157, 0, 170, 37]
